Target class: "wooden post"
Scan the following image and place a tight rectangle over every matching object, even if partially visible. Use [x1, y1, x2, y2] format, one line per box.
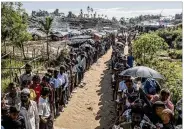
[13, 46, 15, 57]
[9, 53, 11, 67]
[56, 46, 60, 57]
[27, 46, 29, 57]
[33, 48, 36, 69]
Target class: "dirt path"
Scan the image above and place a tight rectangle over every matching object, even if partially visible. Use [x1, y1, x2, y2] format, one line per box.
[54, 48, 116, 129]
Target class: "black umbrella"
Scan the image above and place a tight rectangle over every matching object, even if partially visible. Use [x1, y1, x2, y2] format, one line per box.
[119, 66, 164, 79]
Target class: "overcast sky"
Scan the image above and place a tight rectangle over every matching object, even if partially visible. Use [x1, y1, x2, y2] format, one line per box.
[22, 1, 182, 20]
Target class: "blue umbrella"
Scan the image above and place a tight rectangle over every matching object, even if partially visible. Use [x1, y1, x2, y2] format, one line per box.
[119, 66, 164, 79]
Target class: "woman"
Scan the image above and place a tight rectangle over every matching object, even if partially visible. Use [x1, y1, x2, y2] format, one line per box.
[161, 109, 175, 129]
[151, 89, 174, 112]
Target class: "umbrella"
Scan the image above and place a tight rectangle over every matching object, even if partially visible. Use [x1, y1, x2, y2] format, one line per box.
[119, 66, 164, 79]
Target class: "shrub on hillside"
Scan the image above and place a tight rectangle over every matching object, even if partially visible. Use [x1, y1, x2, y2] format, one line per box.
[150, 59, 182, 104]
[168, 50, 182, 59]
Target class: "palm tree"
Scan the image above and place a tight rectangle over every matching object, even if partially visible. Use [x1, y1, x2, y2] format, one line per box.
[38, 17, 53, 60]
[87, 6, 90, 17]
[105, 15, 107, 19]
[94, 12, 97, 18]
[80, 9, 83, 17]
[91, 8, 93, 13]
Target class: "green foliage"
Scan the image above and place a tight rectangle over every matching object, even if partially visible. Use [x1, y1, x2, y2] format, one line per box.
[30, 16, 53, 59]
[155, 28, 182, 49]
[38, 17, 53, 35]
[132, 33, 168, 65]
[1, 2, 32, 57]
[174, 34, 182, 49]
[149, 59, 182, 104]
[1, 59, 43, 92]
[134, 30, 182, 104]
[168, 49, 182, 59]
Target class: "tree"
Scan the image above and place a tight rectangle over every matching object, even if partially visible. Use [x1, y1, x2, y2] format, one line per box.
[30, 16, 53, 59]
[91, 8, 93, 13]
[120, 17, 126, 25]
[94, 12, 97, 18]
[133, 33, 168, 65]
[54, 8, 59, 16]
[80, 9, 83, 17]
[1, 2, 32, 57]
[112, 17, 118, 22]
[87, 6, 90, 17]
[105, 15, 107, 19]
[67, 11, 76, 18]
[38, 17, 53, 60]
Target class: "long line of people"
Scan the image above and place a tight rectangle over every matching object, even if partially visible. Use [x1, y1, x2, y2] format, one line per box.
[111, 32, 182, 129]
[1, 35, 112, 129]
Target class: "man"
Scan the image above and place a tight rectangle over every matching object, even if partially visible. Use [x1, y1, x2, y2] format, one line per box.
[19, 64, 33, 88]
[120, 104, 156, 129]
[58, 65, 69, 111]
[19, 88, 39, 129]
[79, 53, 86, 82]
[2, 106, 26, 129]
[122, 99, 151, 123]
[114, 56, 130, 72]
[118, 76, 132, 91]
[122, 79, 138, 111]
[50, 68, 61, 117]
[38, 87, 53, 129]
[127, 52, 134, 68]
[5, 82, 21, 108]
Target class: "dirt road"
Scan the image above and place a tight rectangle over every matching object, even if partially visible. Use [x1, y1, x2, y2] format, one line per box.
[54, 48, 116, 129]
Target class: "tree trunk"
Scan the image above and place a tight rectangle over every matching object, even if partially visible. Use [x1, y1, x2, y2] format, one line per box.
[4, 40, 6, 54]
[46, 34, 49, 60]
[21, 43, 26, 59]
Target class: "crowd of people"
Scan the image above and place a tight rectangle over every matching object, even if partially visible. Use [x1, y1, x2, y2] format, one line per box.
[111, 31, 182, 129]
[1, 30, 182, 129]
[1, 34, 112, 129]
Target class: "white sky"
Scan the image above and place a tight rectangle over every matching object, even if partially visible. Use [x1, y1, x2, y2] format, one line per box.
[22, 1, 182, 20]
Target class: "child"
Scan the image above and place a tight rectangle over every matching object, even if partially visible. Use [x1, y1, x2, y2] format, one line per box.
[161, 109, 175, 129]
[30, 75, 42, 103]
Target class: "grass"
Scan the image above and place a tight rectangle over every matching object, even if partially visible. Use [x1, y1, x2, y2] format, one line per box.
[1, 58, 44, 92]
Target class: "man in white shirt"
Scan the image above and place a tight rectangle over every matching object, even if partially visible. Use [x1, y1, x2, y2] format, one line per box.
[57, 65, 69, 111]
[19, 88, 39, 129]
[19, 64, 34, 88]
[38, 87, 53, 129]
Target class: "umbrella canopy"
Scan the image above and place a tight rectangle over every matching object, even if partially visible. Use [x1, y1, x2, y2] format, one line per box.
[119, 66, 164, 79]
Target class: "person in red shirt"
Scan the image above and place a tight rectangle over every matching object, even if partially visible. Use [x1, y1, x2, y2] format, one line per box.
[30, 75, 42, 103]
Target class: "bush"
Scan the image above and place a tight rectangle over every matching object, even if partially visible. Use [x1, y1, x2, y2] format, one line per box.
[155, 28, 182, 49]
[168, 50, 182, 59]
[133, 33, 168, 65]
[174, 34, 182, 49]
[149, 59, 182, 104]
